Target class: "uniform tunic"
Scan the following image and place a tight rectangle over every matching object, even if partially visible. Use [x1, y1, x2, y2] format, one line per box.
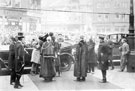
[97, 42, 110, 70]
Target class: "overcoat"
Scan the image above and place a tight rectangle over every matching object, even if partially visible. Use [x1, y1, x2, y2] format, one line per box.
[119, 42, 129, 64]
[106, 40, 114, 55]
[97, 42, 110, 70]
[14, 41, 25, 72]
[87, 39, 97, 64]
[54, 42, 61, 66]
[119, 42, 129, 57]
[74, 40, 88, 77]
[40, 41, 56, 78]
[8, 42, 16, 69]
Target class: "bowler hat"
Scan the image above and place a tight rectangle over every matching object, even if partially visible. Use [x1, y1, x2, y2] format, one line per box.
[17, 32, 24, 38]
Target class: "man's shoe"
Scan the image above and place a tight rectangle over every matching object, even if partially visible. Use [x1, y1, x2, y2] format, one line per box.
[18, 83, 23, 87]
[118, 70, 123, 72]
[10, 79, 15, 85]
[30, 71, 36, 76]
[77, 77, 81, 81]
[14, 85, 18, 88]
[91, 72, 94, 74]
[14, 85, 21, 89]
[10, 82, 15, 85]
[82, 77, 86, 81]
[99, 79, 107, 83]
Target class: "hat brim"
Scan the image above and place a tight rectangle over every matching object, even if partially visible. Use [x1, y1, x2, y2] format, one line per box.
[99, 37, 104, 40]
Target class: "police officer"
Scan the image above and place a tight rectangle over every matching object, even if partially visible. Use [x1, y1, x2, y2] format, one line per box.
[97, 36, 110, 83]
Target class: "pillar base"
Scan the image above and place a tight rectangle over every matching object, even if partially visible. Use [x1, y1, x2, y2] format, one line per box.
[127, 35, 135, 51]
[127, 35, 135, 72]
[127, 51, 135, 72]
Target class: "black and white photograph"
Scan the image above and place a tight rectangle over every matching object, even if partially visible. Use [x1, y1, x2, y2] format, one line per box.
[0, 0, 135, 91]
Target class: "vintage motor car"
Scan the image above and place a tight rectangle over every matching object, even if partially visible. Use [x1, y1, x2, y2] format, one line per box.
[97, 33, 129, 60]
[0, 40, 75, 75]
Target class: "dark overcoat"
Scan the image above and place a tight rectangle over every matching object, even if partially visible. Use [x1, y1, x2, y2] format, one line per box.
[14, 41, 25, 72]
[54, 42, 61, 66]
[74, 41, 88, 77]
[8, 42, 16, 69]
[97, 42, 110, 70]
[87, 39, 97, 64]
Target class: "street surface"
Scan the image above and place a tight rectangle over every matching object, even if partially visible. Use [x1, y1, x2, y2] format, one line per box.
[0, 65, 135, 91]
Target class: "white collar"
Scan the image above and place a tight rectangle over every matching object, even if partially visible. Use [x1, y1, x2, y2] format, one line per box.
[18, 40, 22, 44]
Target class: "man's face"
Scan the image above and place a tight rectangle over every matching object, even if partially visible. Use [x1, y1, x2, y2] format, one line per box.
[121, 39, 125, 43]
[100, 39, 104, 42]
[21, 38, 25, 43]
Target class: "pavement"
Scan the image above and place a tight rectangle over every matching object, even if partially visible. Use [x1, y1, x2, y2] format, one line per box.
[0, 65, 135, 91]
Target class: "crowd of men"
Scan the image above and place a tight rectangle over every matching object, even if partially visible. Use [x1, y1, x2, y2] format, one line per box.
[8, 32, 130, 89]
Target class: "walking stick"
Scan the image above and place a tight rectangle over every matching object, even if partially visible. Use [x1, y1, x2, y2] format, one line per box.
[22, 73, 24, 85]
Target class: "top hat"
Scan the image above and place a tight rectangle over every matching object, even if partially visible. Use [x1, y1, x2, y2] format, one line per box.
[99, 36, 104, 40]
[17, 32, 24, 38]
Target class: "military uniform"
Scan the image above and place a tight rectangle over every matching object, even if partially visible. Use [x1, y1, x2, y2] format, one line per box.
[98, 39, 110, 83]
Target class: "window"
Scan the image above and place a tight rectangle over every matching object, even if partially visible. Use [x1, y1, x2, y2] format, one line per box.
[105, 15, 108, 19]
[98, 14, 102, 21]
[115, 27, 119, 32]
[121, 15, 125, 19]
[98, 15, 101, 18]
[106, 28, 110, 32]
[121, 27, 125, 32]
[102, 27, 105, 33]
[97, 3, 102, 8]
[116, 14, 119, 18]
